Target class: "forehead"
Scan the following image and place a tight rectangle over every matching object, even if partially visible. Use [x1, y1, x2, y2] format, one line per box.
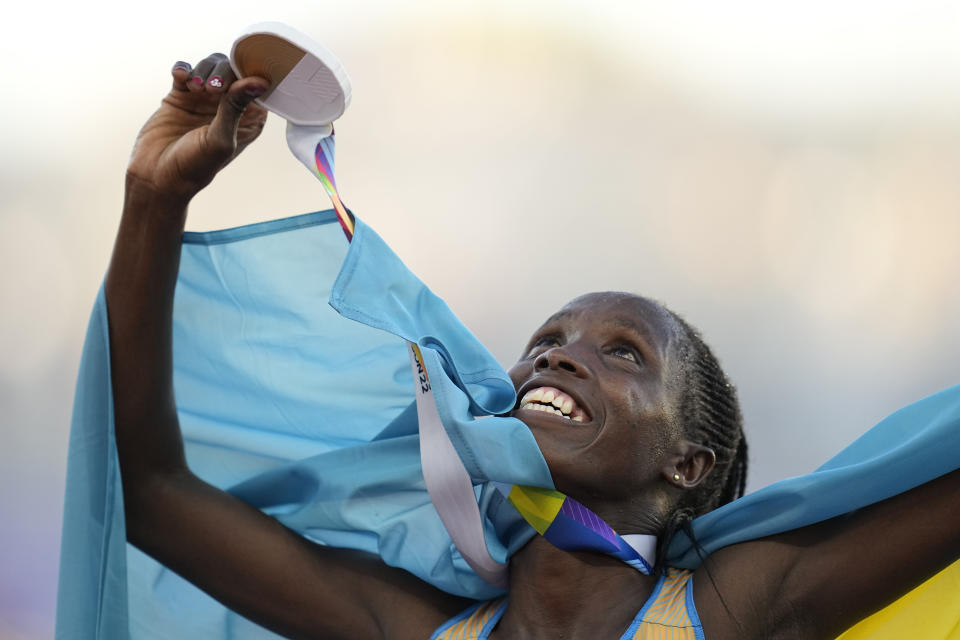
[537, 292, 680, 349]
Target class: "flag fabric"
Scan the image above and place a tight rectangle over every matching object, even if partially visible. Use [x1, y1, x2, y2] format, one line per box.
[57, 208, 960, 639]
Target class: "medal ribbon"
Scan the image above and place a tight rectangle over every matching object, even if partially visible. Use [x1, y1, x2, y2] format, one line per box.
[493, 484, 655, 574]
[299, 129, 656, 581]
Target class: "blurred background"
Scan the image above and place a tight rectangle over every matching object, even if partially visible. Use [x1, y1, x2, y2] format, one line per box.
[2, 1, 959, 637]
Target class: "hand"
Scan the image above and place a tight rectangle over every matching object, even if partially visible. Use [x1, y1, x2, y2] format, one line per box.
[126, 53, 270, 205]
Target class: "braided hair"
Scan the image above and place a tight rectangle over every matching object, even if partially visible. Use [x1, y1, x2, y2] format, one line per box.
[653, 310, 748, 574]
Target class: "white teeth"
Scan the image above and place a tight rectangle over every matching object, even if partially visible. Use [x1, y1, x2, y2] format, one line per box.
[522, 402, 567, 418]
[520, 388, 542, 407]
[519, 386, 589, 423]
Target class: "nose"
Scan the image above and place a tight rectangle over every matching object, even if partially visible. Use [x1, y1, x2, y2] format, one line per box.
[535, 346, 588, 377]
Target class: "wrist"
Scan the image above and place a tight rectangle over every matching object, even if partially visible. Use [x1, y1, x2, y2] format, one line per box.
[123, 173, 192, 224]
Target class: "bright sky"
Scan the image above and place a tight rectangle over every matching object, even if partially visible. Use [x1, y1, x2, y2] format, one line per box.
[6, 1, 960, 128]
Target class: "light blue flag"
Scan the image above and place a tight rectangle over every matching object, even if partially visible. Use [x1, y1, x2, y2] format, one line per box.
[58, 209, 960, 639]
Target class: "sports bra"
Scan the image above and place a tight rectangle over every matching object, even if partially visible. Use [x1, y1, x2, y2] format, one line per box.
[430, 568, 706, 640]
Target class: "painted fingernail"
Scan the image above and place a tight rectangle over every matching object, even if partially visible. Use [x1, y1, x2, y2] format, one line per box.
[172, 61, 191, 73]
[245, 86, 266, 97]
[208, 76, 224, 89]
[192, 76, 203, 86]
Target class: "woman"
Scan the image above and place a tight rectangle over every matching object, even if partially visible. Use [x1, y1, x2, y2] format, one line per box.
[100, 54, 959, 639]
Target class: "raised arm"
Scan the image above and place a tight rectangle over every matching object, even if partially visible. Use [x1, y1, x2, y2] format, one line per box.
[696, 468, 960, 639]
[106, 55, 466, 640]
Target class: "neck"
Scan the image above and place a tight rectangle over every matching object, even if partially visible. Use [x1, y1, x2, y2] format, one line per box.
[496, 537, 658, 639]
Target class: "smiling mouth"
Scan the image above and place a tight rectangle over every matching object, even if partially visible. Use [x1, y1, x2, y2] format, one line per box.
[518, 386, 590, 422]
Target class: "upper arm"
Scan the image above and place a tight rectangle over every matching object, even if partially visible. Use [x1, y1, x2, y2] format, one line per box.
[696, 469, 960, 639]
[127, 469, 469, 640]
[775, 467, 960, 638]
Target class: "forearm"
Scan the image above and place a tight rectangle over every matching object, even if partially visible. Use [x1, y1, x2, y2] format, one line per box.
[105, 176, 191, 502]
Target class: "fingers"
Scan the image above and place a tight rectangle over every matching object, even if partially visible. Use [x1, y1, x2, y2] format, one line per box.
[171, 61, 192, 91]
[187, 53, 226, 93]
[168, 52, 269, 107]
[205, 56, 235, 94]
[208, 76, 269, 150]
[172, 53, 241, 95]
[165, 53, 269, 161]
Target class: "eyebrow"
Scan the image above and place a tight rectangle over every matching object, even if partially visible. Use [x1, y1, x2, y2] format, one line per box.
[606, 314, 673, 369]
[609, 316, 657, 341]
[611, 315, 659, 351]
[540, 309, 574, 327]
[539, 310, 659, 341]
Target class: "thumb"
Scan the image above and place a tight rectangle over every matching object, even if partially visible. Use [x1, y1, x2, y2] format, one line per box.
[208, 77, 269, 151]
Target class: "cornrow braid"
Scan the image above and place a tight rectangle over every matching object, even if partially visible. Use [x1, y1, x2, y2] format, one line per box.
[670, 312, 746, 515]
[653, 310, 747, 574]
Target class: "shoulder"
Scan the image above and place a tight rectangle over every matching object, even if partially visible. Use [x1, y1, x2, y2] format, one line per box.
[689, 542, 805, 640]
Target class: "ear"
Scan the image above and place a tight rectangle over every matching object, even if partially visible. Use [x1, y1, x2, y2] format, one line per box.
[661, 441, 716, 489]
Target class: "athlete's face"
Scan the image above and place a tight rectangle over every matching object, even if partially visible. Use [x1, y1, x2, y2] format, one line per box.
[508, 292, 685, 507]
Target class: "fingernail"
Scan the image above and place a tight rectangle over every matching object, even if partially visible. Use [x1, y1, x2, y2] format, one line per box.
[192, 76, 203, 86]
[172, 61, 190, 73]
[244, 86, 266, 97]
[208, 76, 224, 89]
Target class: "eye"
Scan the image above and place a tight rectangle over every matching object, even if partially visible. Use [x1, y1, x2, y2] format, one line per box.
[526, 335, 560, 358]
[608, 344, 641, 364]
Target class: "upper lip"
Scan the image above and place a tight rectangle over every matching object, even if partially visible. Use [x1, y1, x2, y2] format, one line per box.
[514, 378, 594, 423]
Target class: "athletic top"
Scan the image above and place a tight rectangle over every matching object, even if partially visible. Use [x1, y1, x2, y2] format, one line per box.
[430, 568, 705, 640]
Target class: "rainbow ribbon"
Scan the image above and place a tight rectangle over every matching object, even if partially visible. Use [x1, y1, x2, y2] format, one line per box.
[314, 133, 354, 240]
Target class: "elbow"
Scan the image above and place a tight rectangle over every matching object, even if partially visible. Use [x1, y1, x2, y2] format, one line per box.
[120, 462, 193, 548]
